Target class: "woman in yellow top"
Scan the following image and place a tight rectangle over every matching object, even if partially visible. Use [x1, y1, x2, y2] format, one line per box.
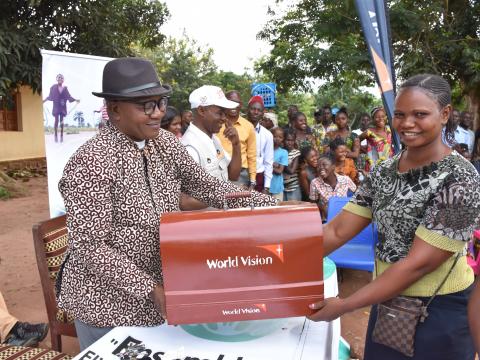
[309, 74, 479, 359]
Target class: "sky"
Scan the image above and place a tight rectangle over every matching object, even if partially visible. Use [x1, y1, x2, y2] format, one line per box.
[161, 0, 277, 74]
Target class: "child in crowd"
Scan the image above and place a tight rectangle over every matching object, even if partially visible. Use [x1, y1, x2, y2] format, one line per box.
[329, 137, 358, 184]
[455, 143, 471, 160]
[326, 107, 360, 160]
[309, 152, 356, 219]
[298, 145, 319, 200]
[283, 129, 302, 200]
[161, 106, 182, 138]
[270, 127, 289, 201]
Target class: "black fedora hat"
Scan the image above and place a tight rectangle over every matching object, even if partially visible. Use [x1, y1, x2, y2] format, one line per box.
[92, 57, 172, 99]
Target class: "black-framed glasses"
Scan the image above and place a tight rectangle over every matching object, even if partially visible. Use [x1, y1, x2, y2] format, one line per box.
[120, 97, 169, 115]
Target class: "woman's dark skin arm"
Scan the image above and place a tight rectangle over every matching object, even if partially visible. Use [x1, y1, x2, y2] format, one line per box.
[298, 168, 310, 198]
[346, 137, 360, 160]
[309, 209, 453, 321]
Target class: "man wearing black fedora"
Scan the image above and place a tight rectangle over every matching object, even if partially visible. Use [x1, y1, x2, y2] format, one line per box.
[56, 57, 277, 349]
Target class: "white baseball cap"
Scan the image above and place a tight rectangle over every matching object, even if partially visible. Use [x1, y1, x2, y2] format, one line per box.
[189, 85, 239, 109]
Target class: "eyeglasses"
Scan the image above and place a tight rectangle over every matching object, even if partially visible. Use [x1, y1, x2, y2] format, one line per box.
[120, 97, 169, 115]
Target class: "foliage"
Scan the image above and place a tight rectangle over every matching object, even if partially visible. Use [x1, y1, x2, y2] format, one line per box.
[314, 82, 381, 128]
[0, 186, 10, 200]
[0, 0, 170, 97]
[0, 170, 28, 198]
[136, 36, 255, 112]
[73, 111, 85, 127]
[257, 0, 480, 112]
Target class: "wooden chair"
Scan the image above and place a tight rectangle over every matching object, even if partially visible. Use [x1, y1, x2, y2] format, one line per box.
[0, 344, 72, 360]
[32, 215, 76, 352]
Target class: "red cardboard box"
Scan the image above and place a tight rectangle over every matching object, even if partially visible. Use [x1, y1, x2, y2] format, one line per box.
[159, 203, 323, 324]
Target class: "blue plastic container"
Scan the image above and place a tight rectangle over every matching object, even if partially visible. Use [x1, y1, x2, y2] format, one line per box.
[251, 82, 276, 108]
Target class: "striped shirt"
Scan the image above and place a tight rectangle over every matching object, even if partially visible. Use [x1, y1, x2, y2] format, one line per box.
[284, 149, 300, 191]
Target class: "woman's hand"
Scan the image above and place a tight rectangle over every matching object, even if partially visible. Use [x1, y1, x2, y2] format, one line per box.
[307, 297, 349, 322]
[149, 284, 167, 318]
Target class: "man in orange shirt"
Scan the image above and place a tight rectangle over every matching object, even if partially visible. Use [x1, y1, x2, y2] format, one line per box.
[217, 90, 257, 189]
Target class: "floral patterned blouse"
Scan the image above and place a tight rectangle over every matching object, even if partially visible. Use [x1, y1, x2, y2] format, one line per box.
[326, 130, 358, 152]
[365, 126, 394, 171]
[344, 151, 480, 296]
[57, 122, 277, 327]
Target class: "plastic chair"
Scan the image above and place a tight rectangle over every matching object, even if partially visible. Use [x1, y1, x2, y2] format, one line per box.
[467, 229, 480, 275]
[326, 196, 377, 272]
[32, 215, 77, 352]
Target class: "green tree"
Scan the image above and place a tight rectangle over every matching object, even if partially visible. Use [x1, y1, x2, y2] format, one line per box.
[209, 70, 254, 110]
[137, 35, 218, 111]
[257, 0, 480, 120]
[137, 36, 256, 112]
[314, 82, 381, 128]
[0, 0, 170, 97]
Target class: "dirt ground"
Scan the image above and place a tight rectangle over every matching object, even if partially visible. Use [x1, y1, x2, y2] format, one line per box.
[0, 176, 371, 358]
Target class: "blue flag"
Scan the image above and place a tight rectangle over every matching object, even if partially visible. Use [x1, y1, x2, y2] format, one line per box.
[355, 0, 401, 154]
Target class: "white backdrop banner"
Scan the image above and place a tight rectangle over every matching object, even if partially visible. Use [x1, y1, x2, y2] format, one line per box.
[41, 49, 112, 217]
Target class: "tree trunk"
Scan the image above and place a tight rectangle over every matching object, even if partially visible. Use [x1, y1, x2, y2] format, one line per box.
[467, 89, 480, 131]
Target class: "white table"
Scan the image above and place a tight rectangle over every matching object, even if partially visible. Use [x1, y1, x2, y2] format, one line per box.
[74, 259, 340, 360]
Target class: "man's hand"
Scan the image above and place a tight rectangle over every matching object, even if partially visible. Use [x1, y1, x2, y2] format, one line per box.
[149, 284, 167, 318]
[223, 121, 240, 147]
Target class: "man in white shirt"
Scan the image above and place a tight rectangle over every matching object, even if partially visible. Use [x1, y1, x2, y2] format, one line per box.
[455, 111, 475, 154]
[180, 85, 241, 209]
[247, 95, 273, 194]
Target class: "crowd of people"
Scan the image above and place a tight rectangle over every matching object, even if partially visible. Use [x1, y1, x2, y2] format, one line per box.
[161, 87, 477, 220]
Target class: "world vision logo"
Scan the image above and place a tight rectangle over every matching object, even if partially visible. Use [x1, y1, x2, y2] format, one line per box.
[254, 303, 267, 312]
[222, 303, 267, 316]
[206, 243, 285, 270]
[257, 243, 284, 263]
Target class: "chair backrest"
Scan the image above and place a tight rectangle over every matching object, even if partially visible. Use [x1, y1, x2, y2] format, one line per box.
[32, 215, 68, 324]
[326, 196, 377, 272]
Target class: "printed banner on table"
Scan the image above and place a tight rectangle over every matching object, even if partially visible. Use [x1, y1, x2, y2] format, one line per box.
[41, 50, 112, 217]
[354, 0, 401, 153]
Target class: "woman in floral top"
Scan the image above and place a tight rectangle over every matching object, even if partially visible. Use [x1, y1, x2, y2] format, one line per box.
[308, 74, 479, 359]
[326, 107, 360, 160]
[360, 107, 394, 171]
[292, 112, 316, 151]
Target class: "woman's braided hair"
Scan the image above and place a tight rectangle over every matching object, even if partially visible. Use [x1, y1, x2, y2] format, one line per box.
[398, 74, 454, 146]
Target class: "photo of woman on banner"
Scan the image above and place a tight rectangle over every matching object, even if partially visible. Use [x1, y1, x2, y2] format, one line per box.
[43, 73, 80, 143]
[308, 74, 480, 359]
[55, 57, 277, 351]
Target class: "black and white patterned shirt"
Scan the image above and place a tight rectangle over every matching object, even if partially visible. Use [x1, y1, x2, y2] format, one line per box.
[344, 151, 480, 296]
[348, 151, 480, 263]
[58, 122, 277, 327]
